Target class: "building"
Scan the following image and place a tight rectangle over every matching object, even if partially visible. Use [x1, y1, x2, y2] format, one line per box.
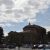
[8, 23, 46, 45]
[0, 23, 47, 48]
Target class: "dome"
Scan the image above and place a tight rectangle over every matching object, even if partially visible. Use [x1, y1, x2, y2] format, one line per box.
[23, 23, 46, 32]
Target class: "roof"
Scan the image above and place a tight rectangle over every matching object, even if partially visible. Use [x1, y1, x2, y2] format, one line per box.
[23, 24, 45, 30]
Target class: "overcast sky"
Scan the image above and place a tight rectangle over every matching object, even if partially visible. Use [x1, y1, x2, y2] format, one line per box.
[0, 0, 50, 36]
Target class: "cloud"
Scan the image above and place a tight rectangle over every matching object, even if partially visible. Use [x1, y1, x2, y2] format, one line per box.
[0, 23, 15, 27]
[0, 0, 50, 36]
[0, 0, 50, 26]
[4, 31, 8, 36]
[0, 0, 14, 9]
[44, 26, 50, 31]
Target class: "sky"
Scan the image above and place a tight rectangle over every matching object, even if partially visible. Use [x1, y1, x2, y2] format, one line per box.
[0, 0, 50, 36]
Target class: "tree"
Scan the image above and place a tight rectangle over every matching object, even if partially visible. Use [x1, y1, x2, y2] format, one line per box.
[47, 31, 50, 42]
[0, 27, 4, 50]
[0, 27, 4, 44]
[7, 31, 23, 50]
